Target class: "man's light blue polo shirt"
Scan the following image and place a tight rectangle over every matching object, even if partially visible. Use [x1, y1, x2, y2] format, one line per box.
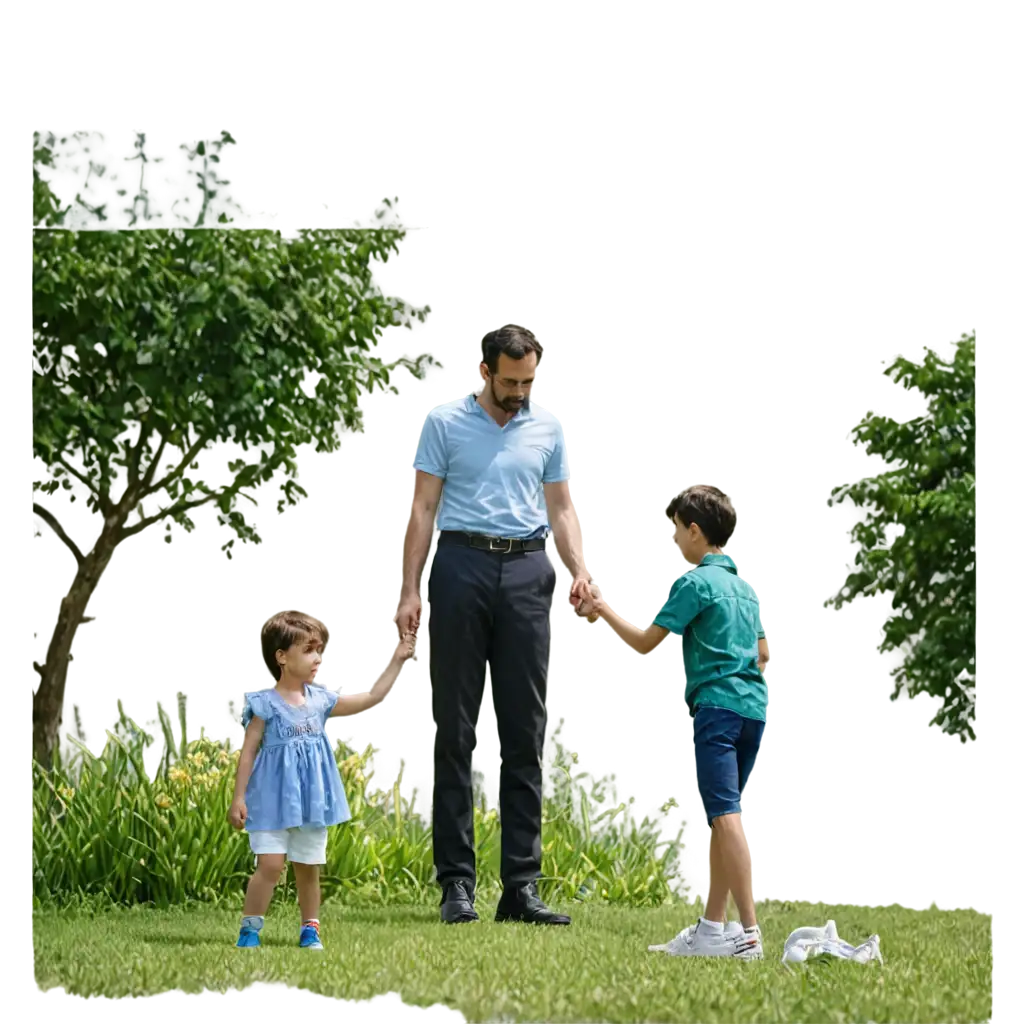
[413, 394, 569, 539]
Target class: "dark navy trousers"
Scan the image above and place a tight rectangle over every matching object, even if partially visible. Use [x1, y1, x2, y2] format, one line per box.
[427, 536, 556, 888]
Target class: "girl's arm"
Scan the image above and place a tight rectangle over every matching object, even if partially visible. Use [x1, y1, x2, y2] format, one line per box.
[228, 717, 265, 829]
[330, 634, 416, 717]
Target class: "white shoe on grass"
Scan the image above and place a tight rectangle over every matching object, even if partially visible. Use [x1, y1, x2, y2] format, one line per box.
[781, 920, 882, 965]
[733, 924, 764, 960]
[649, 917, 746, 957]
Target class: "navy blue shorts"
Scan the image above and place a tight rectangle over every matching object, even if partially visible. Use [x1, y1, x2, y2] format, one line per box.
[693, 706, 765, 828]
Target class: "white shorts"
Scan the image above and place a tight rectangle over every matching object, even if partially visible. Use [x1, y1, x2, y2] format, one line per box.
[248, 825, 329, 864]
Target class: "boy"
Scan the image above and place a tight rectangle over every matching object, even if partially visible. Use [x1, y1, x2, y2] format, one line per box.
[577, 485, 768, 959]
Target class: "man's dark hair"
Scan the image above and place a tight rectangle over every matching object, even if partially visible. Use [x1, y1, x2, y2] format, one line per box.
[665, 485, 737, 547]
[481, 324, 544, 373]
[262, 610, 325, 675]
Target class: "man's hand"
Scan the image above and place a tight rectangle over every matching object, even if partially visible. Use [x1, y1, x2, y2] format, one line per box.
[569, 574, 592, 610]
[394, 593, 422, 640]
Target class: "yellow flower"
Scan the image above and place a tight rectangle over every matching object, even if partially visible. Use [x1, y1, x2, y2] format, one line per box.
[187, 752, 208, 768]
[154, 793, 172, 809]
[216, 751, 230, 768]
[168, 765, 191, 786]
[58, 785, 75, 802]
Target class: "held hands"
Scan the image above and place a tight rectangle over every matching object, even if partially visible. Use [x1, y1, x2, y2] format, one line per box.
[575, 582, 603, 622]
[394, 593, 421, 641]
[228, 798, 247, 830]
[569, 575, 601, 623]
[394, 631, 418, 663]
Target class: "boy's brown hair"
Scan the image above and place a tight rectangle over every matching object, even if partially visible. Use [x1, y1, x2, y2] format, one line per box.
[261, 611, 330, 680]
[665, 485, 737, 547]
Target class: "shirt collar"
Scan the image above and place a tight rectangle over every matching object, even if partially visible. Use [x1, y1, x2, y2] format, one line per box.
[699, 553, 737, 574]
[467, 393, 532, 422]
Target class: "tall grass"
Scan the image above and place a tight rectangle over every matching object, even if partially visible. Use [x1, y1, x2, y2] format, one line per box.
[33, 697, 686, 909]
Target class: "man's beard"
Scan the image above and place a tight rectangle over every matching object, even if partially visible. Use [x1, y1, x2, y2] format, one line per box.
[491, 378, 528, 413]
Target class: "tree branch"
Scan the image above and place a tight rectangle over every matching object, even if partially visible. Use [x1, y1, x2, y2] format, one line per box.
[142, 430, 210, 498]
[56, 458, 104, 509]
[32, 503, 84, 569]
[124, 415, 153, 493]
[119, 490, 221, 539]
[139, 431, 169, 493]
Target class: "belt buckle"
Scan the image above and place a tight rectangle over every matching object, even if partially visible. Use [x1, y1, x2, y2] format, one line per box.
[488, 536, 513, 554]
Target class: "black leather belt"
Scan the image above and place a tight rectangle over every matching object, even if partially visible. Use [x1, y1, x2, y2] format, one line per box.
[439, 530, 546, 554]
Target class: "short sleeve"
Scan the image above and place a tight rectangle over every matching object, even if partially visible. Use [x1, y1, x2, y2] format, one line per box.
[314, 684, 339, 723]
[241, 691, 271, 729]
[542, 420, 569, 484]
[653, 576, 706, 635]
[413, 412, 448, 479]
[755, 605, 765, 640]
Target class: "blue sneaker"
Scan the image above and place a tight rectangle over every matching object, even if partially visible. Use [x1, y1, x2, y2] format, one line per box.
[236, 926, 261, 948]
[298, 924, 323, 950]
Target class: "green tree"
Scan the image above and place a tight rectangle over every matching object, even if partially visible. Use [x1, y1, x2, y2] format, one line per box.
[826, 333, 975, 741]
[32, 132, 435, 767]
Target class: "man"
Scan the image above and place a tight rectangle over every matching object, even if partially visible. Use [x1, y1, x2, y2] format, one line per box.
[394, 324, 593, 925]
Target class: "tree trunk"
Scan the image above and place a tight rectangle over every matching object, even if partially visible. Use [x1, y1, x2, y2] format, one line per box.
[33, 522, 122, 769]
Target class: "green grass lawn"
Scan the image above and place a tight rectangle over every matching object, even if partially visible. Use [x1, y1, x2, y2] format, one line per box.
[33, 898, 990, 1023]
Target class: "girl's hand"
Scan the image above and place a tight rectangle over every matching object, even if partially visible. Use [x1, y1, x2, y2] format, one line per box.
[228, 798, 247, 830]
[395, 631, 417, 663]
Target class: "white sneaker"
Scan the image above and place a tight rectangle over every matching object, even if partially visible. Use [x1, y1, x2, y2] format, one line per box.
[733, 924, 764, 960]
[649, 917, 746, 957]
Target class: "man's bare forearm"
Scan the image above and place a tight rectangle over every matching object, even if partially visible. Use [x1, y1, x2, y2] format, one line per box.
[550, 507, 588, 579]
[402, 508, 434, 597]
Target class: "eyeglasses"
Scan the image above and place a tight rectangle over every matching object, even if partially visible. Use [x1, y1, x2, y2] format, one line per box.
[496, 378, 534, 391]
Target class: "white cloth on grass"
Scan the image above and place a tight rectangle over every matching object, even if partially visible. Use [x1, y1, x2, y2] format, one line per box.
[781, 920, 882, 964]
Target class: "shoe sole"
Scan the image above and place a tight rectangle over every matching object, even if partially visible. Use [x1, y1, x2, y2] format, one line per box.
[441, 912, 480, 924]
[493, 921, 573, 929]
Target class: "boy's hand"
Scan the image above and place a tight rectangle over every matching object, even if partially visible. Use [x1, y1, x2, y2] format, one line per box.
[228, 799, 247, 830]
[395, 631, 417, 663]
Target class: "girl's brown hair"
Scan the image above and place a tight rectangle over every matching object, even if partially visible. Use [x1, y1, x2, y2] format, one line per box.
[260, 611, 330, 680]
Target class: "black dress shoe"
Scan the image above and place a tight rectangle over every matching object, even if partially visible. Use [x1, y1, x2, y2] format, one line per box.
[494, 882, 571, 925]
[440, 879, 479, 923]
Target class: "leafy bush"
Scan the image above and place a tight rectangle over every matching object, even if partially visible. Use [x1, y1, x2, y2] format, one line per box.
[33, 698, 686, 909]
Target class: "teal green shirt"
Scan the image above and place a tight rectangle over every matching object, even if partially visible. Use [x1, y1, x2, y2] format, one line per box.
[653, 554, 767, 721]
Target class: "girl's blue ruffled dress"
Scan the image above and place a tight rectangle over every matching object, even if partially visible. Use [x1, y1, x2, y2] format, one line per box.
[241, 683, 351, 831]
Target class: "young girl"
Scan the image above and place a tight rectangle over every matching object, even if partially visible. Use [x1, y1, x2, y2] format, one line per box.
[228, 609, 416, 949]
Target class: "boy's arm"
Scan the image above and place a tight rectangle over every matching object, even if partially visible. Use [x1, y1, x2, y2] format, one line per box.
[758, 637, 769, 672]
[589, 577, 700, 655]
[593, 598, 671, 659]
